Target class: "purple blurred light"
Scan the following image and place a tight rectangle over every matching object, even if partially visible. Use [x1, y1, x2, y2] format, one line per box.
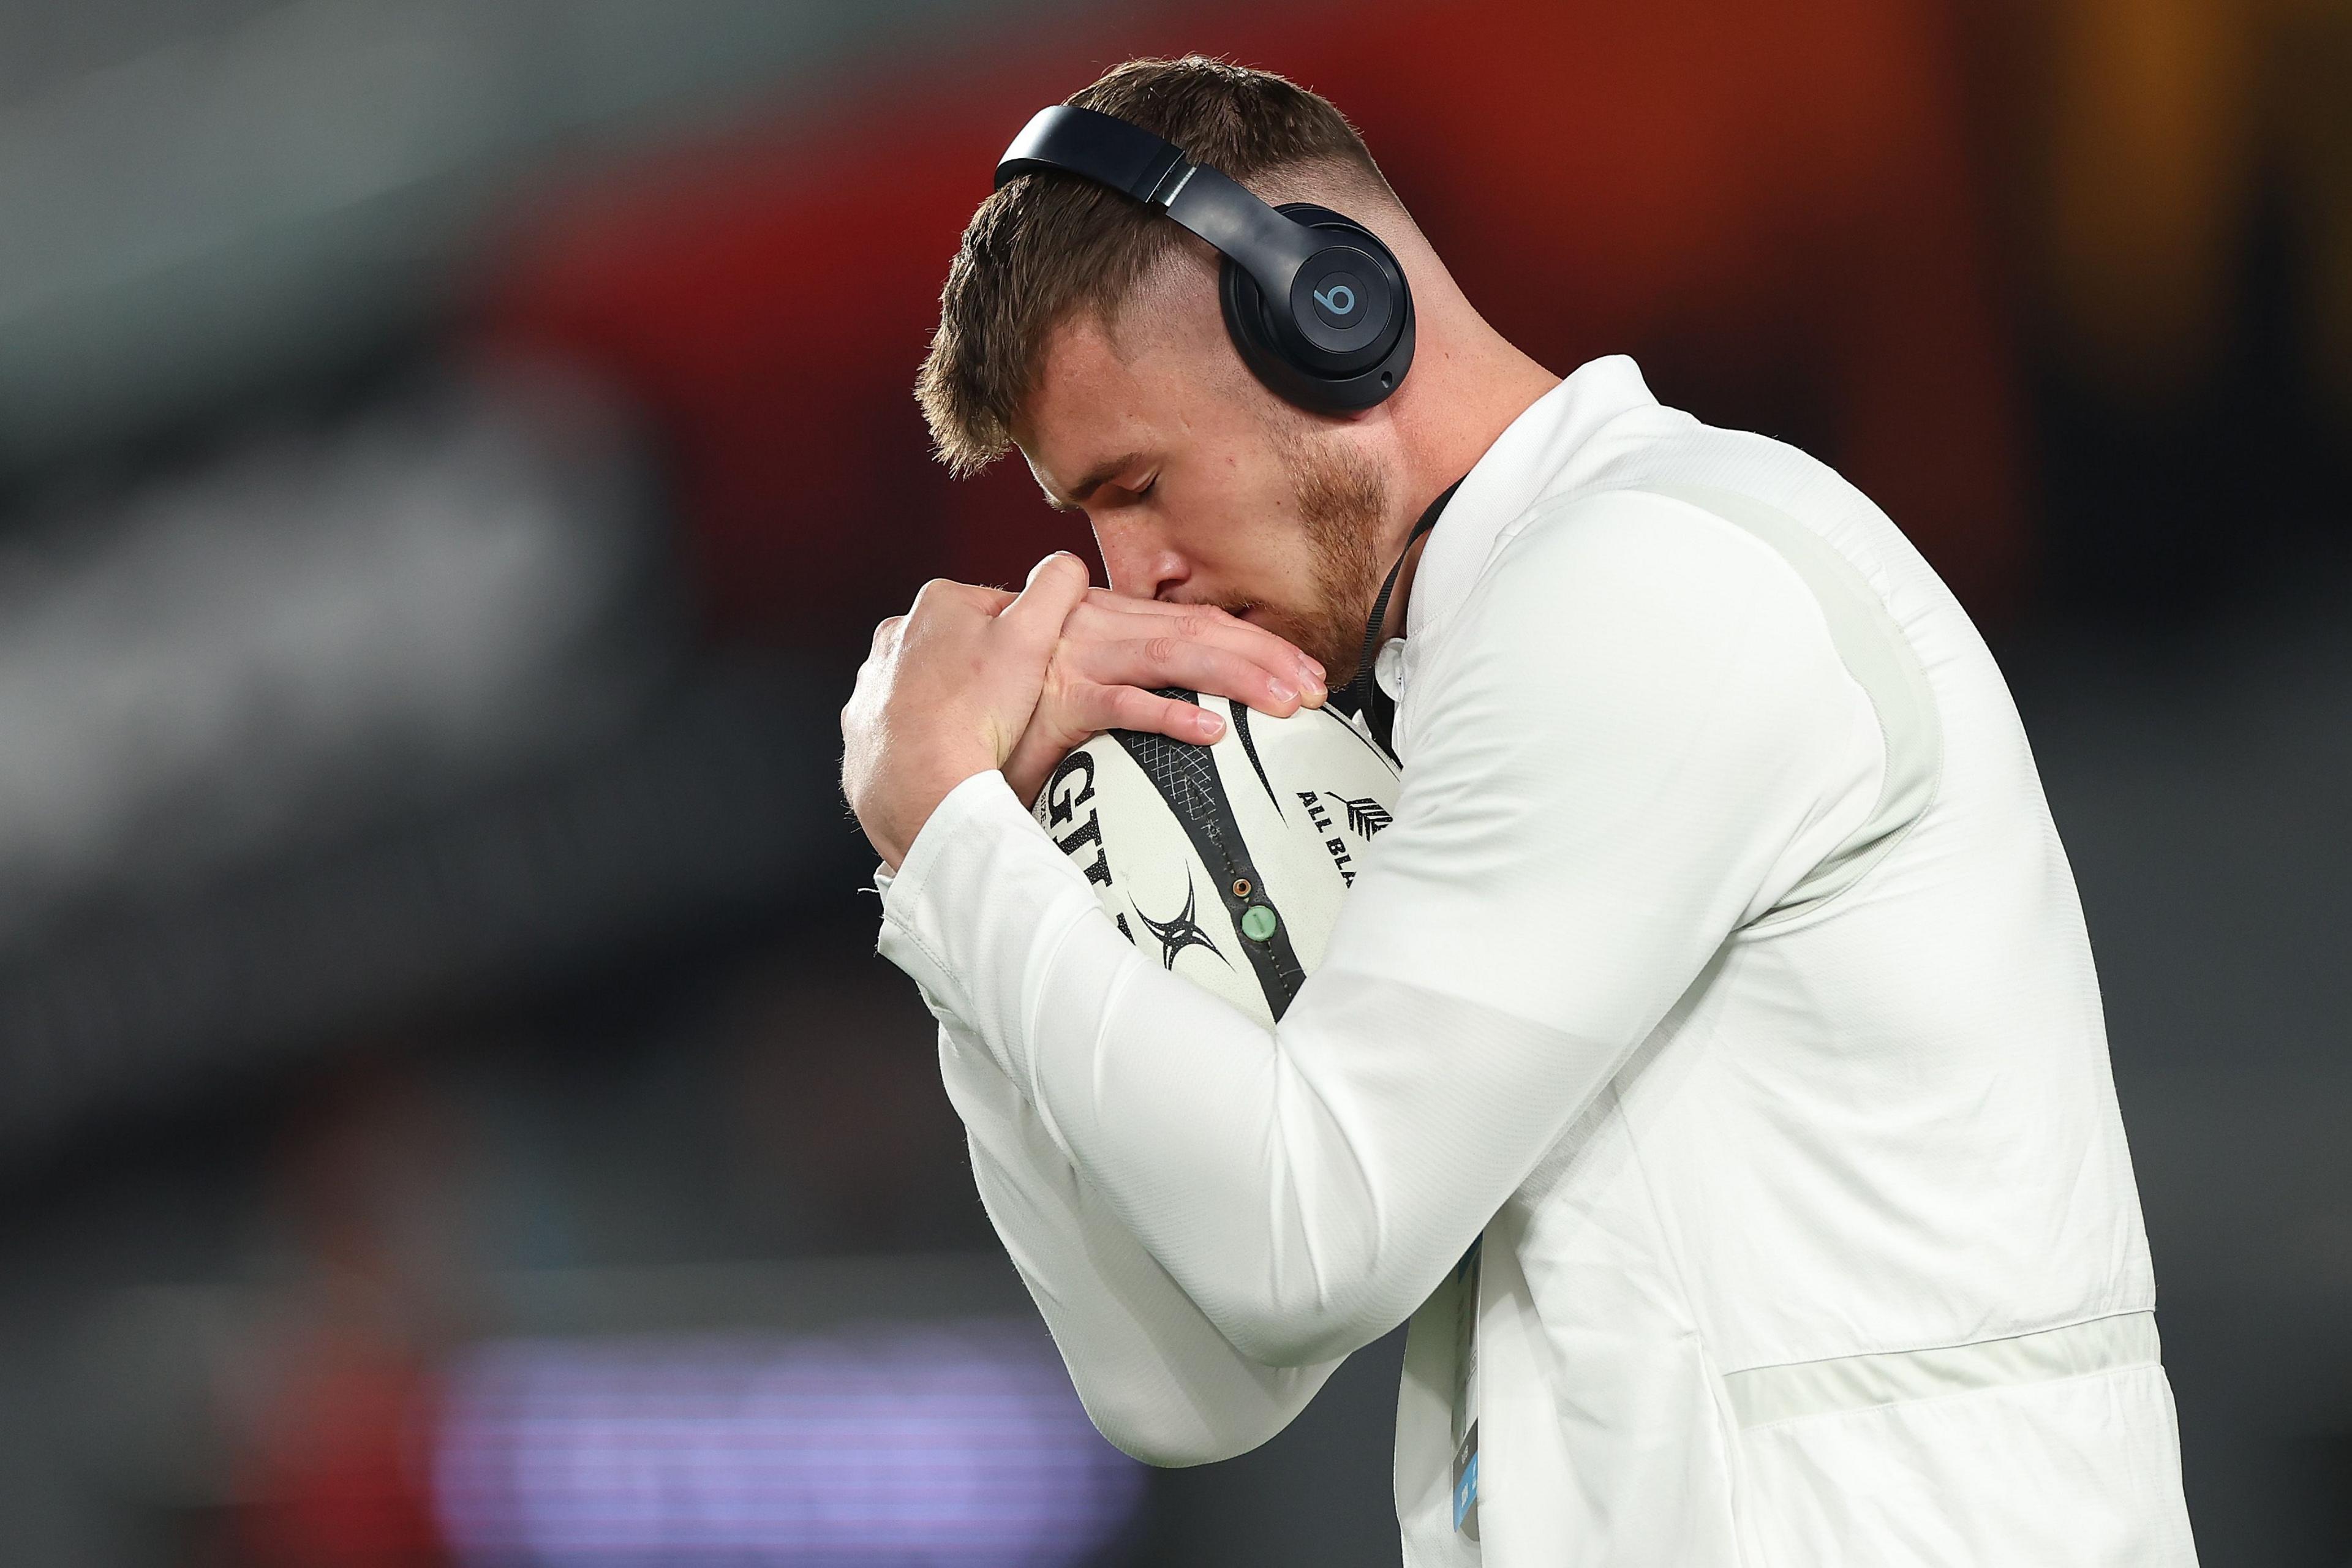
[433, 1320, 1144, 1564]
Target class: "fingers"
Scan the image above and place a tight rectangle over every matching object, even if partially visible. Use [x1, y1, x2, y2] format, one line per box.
[1068, 593, 1325, 703]
[1080, 636, 1308, 715]
[1099, 684, 1226, 744]
[996, 553, 1093, 647]
[1038, 674, 1229, 744]
[1085, 593, 1317, 663]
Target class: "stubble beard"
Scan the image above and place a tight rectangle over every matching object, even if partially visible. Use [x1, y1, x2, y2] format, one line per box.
[1229, 426, 1391, 685]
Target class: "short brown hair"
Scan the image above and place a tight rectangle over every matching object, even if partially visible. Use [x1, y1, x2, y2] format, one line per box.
[916, 56, 1394, 477]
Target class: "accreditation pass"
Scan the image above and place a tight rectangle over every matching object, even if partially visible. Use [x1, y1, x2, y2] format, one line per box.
[1450, 1237, 1483, 1539]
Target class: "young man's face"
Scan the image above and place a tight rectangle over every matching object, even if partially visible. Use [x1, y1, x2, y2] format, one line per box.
[1014, 276, 1393, 681]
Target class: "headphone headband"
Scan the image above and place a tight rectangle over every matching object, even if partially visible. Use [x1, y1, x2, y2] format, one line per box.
[996, 105, 1186, 205]
[992, 104, 1414, 413]
[997, 107, 1319, 311]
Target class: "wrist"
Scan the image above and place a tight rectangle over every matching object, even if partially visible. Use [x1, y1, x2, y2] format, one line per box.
[866, 756, 1000, 871]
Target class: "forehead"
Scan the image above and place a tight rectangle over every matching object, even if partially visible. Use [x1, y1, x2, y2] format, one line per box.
[1014, 270, 1243, 484]
[1019, 312, 1155, 467]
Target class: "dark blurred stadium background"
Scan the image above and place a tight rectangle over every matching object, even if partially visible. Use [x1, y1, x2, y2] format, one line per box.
[0, 1, 2343, 1562]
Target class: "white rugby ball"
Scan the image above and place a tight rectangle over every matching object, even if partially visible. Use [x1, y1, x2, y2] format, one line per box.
[1032, 691, 1403, 1024]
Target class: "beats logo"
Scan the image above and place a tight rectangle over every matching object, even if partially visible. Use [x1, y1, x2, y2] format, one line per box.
[1313, 283, 1357, 316]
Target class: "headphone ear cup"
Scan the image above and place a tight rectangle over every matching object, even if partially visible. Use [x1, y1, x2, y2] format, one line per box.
[1218, 259, 1304, 404]
[1216, 203, 1414, 415]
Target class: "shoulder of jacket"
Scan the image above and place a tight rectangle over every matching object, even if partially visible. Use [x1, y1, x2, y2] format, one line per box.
[1471, 486, 1812, 611]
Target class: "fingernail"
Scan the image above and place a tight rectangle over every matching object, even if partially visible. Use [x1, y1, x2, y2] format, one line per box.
[1269, 679, 1298, 704]
[1198, 710, 1226, 740]
[1300, 656, 1325, 682]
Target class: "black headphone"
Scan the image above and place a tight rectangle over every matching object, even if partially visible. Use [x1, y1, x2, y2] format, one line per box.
[994, 105, 1414, 415]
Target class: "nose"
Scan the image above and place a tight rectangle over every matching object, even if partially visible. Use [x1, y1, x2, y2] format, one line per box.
[1093, 519, 1190, 602]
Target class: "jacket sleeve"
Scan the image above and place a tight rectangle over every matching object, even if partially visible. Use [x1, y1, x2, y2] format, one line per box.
[880, 490, 1887, 1367]
[930, 1010, 1344, 1464]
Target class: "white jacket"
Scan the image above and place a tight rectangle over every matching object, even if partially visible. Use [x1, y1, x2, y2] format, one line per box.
[878, 356, 2197, 1565]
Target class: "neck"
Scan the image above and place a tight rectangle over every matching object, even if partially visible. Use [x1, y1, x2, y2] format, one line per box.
[1372, 325, 1558, 645]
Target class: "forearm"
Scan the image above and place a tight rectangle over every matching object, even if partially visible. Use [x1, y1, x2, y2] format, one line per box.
[936, 1017, 1341, 1463]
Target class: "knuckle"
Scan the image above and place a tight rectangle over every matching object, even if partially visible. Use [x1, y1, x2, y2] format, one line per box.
[1143, 635, 1183, 668]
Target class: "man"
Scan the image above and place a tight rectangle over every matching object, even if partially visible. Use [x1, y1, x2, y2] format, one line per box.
[842, 56, 2196, 1566]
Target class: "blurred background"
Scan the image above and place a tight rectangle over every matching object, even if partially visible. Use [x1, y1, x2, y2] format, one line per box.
[0, 0, 2343, 1562]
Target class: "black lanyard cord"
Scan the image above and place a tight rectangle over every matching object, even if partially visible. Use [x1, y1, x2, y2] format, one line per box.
[1346, 476, 1465, 752]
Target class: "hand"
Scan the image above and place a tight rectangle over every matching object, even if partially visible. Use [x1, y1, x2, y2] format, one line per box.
[1001, 592, 1327, 806]
[842, 554, 1093, 869]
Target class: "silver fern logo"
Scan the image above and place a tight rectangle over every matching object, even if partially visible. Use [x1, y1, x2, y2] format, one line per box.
[1340, 797, 1393, 837]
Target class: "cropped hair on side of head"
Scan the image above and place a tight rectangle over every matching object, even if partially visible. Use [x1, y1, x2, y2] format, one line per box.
[916, 56, 1396, 477]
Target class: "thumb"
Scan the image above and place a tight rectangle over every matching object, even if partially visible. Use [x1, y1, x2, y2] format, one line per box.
[997, 552, 1091, 645]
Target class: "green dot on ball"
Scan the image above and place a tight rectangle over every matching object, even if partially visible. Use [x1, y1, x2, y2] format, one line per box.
[1240, 905, 1278, 941]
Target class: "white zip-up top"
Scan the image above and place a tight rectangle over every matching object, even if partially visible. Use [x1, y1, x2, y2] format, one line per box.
[878, 356, 2197, 1565]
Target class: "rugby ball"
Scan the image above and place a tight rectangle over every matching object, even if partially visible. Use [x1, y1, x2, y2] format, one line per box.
[1031, 690, 1403, 1025]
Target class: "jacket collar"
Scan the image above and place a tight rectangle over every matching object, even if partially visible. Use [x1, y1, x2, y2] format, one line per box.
[1403, 355, 1661, 644]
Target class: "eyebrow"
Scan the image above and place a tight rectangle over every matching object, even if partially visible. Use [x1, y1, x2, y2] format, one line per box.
[1043, 450, 1148, 512]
